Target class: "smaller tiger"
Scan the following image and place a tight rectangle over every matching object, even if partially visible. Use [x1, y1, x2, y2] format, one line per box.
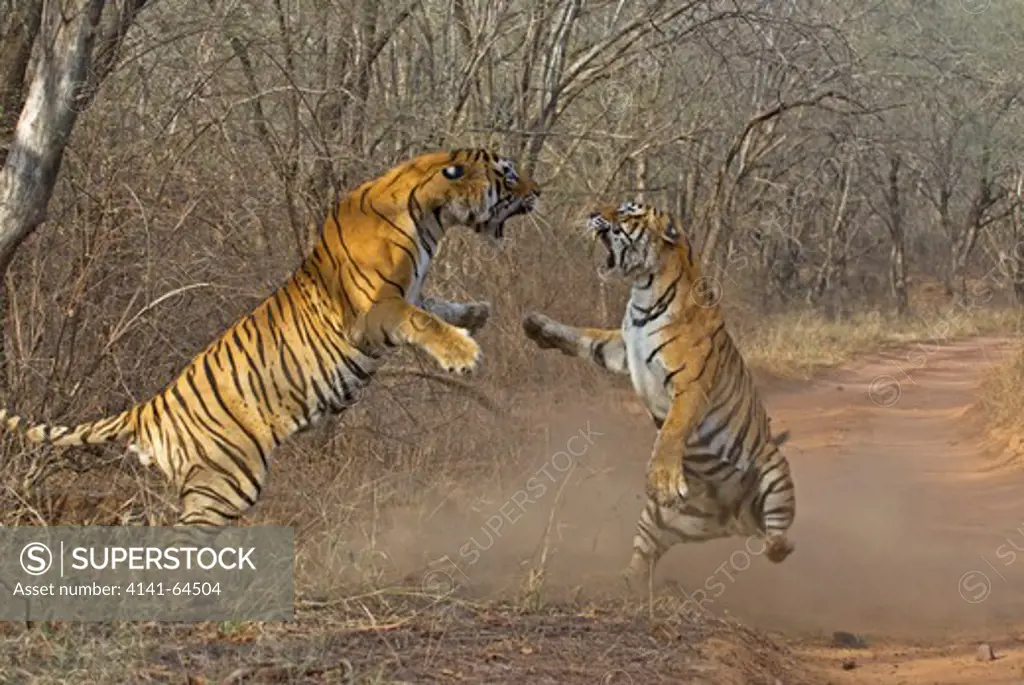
[521, 201, 795, 591]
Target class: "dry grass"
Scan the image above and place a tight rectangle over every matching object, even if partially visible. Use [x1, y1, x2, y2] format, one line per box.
[0, 596, 817, 684]
[979, 349, 1024, 428]
[735, 304, 1024, 380]
[976, 341, 1024, 467]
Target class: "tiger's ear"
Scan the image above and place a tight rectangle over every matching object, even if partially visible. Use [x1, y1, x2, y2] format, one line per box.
[662, 221, 681, 245]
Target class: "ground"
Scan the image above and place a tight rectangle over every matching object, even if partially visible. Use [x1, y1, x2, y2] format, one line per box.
[5, 335, 1024, 684]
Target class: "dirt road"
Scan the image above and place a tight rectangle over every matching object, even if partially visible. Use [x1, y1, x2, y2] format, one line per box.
[757, 335, 1024, 683]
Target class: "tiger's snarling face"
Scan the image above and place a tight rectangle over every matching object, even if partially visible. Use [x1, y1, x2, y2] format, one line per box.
[587, 201, 683, 281]
[416, 149, 541, 239]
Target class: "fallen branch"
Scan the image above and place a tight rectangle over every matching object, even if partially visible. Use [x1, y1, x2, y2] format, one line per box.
[374, 367, 501, 414]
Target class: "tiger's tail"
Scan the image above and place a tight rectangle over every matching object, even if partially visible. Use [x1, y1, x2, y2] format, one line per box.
[0, 405, 139, 447]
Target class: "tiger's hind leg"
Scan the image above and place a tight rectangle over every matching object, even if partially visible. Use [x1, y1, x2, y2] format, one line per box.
[419, 296, 491, 335]
[764, 532, 794, 563]
[743, 456, 796, 564]
[167, 467, 262, 620]
[622, 493, 732, 598]
[176, 463, 265, 527]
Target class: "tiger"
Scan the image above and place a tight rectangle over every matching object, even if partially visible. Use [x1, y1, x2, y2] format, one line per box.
[520, 200, 795, 591]
[0, 148, 541, 527]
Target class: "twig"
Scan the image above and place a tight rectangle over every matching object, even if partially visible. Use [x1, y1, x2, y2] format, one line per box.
[219, 659, 353, 685]
[524, 460, 576, 606]
[374, 367, 500, 413]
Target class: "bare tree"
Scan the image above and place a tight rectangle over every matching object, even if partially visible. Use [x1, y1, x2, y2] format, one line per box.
[879, 154, 909, 318]
[0, 0, 44, 166]
[0, 0, 148, 286]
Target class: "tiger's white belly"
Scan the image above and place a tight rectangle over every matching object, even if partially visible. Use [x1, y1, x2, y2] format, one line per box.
[405, 241, 432, 305]
[623, 317, 672, 424]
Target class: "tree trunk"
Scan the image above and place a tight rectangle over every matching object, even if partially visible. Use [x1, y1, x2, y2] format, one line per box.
[0, 0, 147, 382]
[946, 147, 1000, 301]
[949, 237, 968, 302]
[0, 0, 107, 280]
[812, 158, 852, 316]
[1010, 175, 1024, 306]
[884, 155, 910, 318]
[0, 0, 44, 166]
[890, 242, 909, 317]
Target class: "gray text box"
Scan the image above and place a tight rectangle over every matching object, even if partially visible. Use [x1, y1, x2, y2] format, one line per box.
[0, 526, 293, 621]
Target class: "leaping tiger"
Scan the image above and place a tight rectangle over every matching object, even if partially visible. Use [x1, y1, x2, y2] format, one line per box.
[521, 200, 794, 591]
[1, 148, 541, 527]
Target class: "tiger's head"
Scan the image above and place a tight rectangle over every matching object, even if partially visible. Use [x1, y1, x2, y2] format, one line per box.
[404, 148, 541, 240]
[587, 201, 690, 282]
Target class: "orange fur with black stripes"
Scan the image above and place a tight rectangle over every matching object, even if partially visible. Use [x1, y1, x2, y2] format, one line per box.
[522, 201, 794, 590]
[0, 149, 540, 526]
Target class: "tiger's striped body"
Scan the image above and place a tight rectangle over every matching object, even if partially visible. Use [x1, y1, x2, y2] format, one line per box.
[522, 201, 794, 591]
[1, 149, 540, 526]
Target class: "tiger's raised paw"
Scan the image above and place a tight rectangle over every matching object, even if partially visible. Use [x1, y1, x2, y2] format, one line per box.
[459, 301, 491, 335]
[646, 460, 688, 507]
[430, 327, 482, 375]
[522, 313, 564, 352]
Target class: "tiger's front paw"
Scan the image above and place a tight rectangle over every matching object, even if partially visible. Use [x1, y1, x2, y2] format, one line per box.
[431, 327, 482, 375]
[646, 459, 687, 507]
[522, 313, 563, 352]
[459, 301, 491, 335]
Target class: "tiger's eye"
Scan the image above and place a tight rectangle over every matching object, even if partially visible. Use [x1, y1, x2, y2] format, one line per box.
[442, 165, 464, 180]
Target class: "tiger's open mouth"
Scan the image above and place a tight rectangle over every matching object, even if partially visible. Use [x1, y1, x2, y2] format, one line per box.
[477, 194, 537, 239]
[592, 228, 618, 277]
[584, 214, 616, 277]
[593, 227, 644, 281]
[599, 234, 615, 267]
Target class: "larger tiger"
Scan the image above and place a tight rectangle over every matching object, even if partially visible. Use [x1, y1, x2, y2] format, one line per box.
[0, 148, 540, 527]
[521, 200, 794, 591]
